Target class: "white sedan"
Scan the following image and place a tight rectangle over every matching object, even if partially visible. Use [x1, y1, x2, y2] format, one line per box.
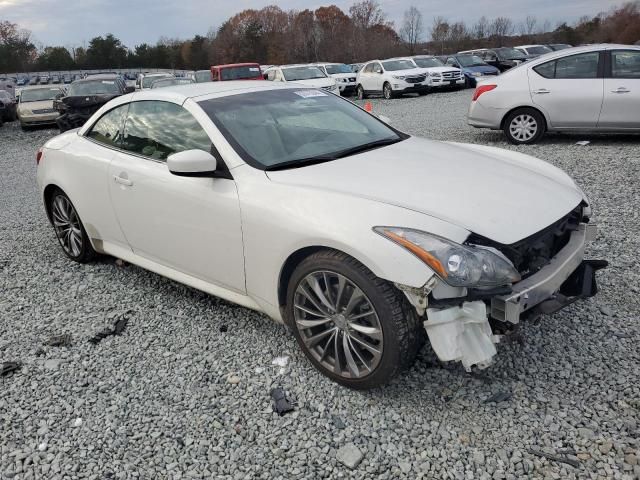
[468, 44, 640, 144]
[37, 82, 606, 389]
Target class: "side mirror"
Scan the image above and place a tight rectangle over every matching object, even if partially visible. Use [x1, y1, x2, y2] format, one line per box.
[167, 149, 217, 177]
[378, 114, 391, 125]
[125, 86, 135, 93]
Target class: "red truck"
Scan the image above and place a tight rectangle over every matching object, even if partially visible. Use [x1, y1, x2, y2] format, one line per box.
[211, 63, 263, 81]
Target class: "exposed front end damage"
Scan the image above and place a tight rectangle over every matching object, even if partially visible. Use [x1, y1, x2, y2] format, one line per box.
[54, 94, 120, 132]
[399, 207, 607, 371]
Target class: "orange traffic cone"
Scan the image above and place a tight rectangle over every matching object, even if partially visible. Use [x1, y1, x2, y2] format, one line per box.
[364, 102, 373, 113]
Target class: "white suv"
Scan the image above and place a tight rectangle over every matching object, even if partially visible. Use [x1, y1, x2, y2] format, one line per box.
[263, 65, 338, 94]
[313, 63, 357, 96]
[356, 59, 429, 99]
[406, 56, 465, 89]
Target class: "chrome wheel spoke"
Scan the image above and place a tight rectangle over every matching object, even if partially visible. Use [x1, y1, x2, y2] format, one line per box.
[294, 270, 383, 379]
[52, 195, 83, 257]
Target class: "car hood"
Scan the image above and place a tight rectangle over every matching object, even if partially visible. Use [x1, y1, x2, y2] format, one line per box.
[288, 78, 335, 88]
[388, 68, 427, 76]
[266, 137, 583, 245]
[18, 99, 54, 112]
[422, 66, 461, 73]
[329, 73, 356, 80]
[464, 65, 499, 74]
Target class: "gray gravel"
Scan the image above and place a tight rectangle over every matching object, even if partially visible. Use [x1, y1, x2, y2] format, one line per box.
[1, 90, 639, 479]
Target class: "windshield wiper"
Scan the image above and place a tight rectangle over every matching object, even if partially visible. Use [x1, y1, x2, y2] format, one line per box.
[264, 137, 403, 172]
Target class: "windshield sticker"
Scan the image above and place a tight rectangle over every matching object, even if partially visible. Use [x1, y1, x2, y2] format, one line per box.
[101, 81, 115, 84]
[293, 90, 327, 98]
[249, 67, 260, 72]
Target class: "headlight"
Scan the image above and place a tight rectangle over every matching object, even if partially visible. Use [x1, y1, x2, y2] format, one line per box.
[472, 72, 482, 77]
[374, 227, 521, 287]
[392, 75, 406, 80]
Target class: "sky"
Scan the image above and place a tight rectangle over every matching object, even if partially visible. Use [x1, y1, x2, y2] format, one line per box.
[0, 0, 622, 48]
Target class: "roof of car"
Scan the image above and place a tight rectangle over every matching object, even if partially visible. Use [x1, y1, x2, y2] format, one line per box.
[213, 63, 260, 68]
[515, 44, 547, 49]
[132, 80, 297, 102]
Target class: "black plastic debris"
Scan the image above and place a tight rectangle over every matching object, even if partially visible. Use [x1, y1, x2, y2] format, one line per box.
[89, 316, 129, 345]
[484, 391, 512, 403]
[271, 388, 295, 416]
[219, 325, 228, 333]
[45, 334, 72, 347]
[528, 449, 580, 468]
[1, 361, 21, 377]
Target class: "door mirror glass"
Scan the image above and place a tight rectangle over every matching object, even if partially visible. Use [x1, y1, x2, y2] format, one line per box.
[167, 149, 217, 177]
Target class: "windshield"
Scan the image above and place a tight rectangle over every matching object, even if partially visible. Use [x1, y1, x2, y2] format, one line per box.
[382, 60, 416, 71]
[20, 87, 63, 102]
[282, 66, 326, 81]
[68, 80, 120, 96]
[198, 89, 403, 170]
[526, 46, 552, 55]
[456, 55, 486, 67]
[413, 57, 444, 68]
[220, 65, 262, 81]
[142, 74, 172, 88]
[195, 71, 212, 82]
[496, 48, 527, 60]
[325, 64, 353, 74]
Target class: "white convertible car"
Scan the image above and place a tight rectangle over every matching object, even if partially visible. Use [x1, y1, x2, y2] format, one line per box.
[36, 82, 606, 389]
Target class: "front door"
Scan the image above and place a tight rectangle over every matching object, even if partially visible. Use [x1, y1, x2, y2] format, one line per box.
[107, 100, 246, 293]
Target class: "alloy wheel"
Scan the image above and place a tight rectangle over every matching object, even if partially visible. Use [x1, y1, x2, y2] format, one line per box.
[293, 271, 383, 379]
[509, 114, 538, 142]
[51, 195, 83, 257]
[383, 84, 392, 99]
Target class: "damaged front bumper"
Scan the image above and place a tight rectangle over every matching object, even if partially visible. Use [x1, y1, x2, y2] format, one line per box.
[422, 223, 607, 371]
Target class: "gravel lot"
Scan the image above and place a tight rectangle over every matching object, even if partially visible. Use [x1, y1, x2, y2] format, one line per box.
[1, 90, 639, 479]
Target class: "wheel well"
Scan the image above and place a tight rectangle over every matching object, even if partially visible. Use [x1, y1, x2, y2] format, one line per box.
[43, 184, 62, 222]
[277, 246, 331, 307]
[500, 106, 548, 130]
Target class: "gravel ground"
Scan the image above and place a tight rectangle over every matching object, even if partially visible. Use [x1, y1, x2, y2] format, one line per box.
[1, 90, 639, 480]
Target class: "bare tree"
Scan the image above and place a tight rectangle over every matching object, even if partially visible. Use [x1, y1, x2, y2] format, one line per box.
[430, 16, 450, 54]
[400, 6, 424, 54]
[473, 16, 489, 40]
[518, 15, 537, 36]
[538, 19, 552, 35]
[490, 17, 514, 45]
[447, 21, 469, 52]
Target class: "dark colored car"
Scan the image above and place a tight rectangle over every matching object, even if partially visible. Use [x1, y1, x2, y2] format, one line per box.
[54, 74, 133, 132]
[211, 63, 263, 81]
[17, 76, 29, 86]
[460, 48, 530, 72]
[444, 54, 500, 87]
[0, 90, 17, 122]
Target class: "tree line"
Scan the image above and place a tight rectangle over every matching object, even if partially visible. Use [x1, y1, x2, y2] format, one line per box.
[1, 0, 639, 74]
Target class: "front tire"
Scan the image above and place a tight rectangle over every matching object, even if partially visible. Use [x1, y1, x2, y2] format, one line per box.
[49, 189, 97, 263]
[383, 82, 395, 100]
[285, 250, 423, 389]
[503, 108, 546, 145]
[356, 85, 367, 100]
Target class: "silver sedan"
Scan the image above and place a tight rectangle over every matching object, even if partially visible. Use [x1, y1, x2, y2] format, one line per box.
[467, 44, 640, 144]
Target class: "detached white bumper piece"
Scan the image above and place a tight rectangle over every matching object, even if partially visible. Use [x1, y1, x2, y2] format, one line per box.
[424, 301, 497, 371]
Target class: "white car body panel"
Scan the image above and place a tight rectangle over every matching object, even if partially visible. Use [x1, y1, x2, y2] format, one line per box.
[357, 61, 428, 94]
[600, 77, 640, 128]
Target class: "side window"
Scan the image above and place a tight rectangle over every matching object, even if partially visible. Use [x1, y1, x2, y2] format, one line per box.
[611, 50, 640, 79]
[555, 52, 599, 79]
[121, 101, 212, 161]
[363, 63, 373, 73]
[212, 69, 219, 81]
[87, 104, 128, 147]
[485, 52, 497, 61]
[533, 61, 555, 79]
[373, 63, 383, 73]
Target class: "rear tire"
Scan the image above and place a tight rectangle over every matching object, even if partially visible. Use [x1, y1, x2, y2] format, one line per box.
[285, 249, 424, 389]
[48, 189, 97, 263]
[503, 108, 546, 145]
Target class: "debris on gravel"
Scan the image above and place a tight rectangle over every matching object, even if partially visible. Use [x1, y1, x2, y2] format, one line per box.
[1, 91, 639, 478]
[336, 444, 364, 469]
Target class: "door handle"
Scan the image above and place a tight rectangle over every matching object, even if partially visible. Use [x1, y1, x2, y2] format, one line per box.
[533, 89, 550, 94]
[113, 175, 133, 186]
[611, 87, 630, 94]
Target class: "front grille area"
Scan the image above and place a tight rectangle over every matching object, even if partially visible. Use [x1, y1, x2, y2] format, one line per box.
[406, 75, 427, 83]
[321, 86, 334, 91]
[467, 204, 584, 279]
[33, 108, 56, 114]
[442, 70, 463, 79]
